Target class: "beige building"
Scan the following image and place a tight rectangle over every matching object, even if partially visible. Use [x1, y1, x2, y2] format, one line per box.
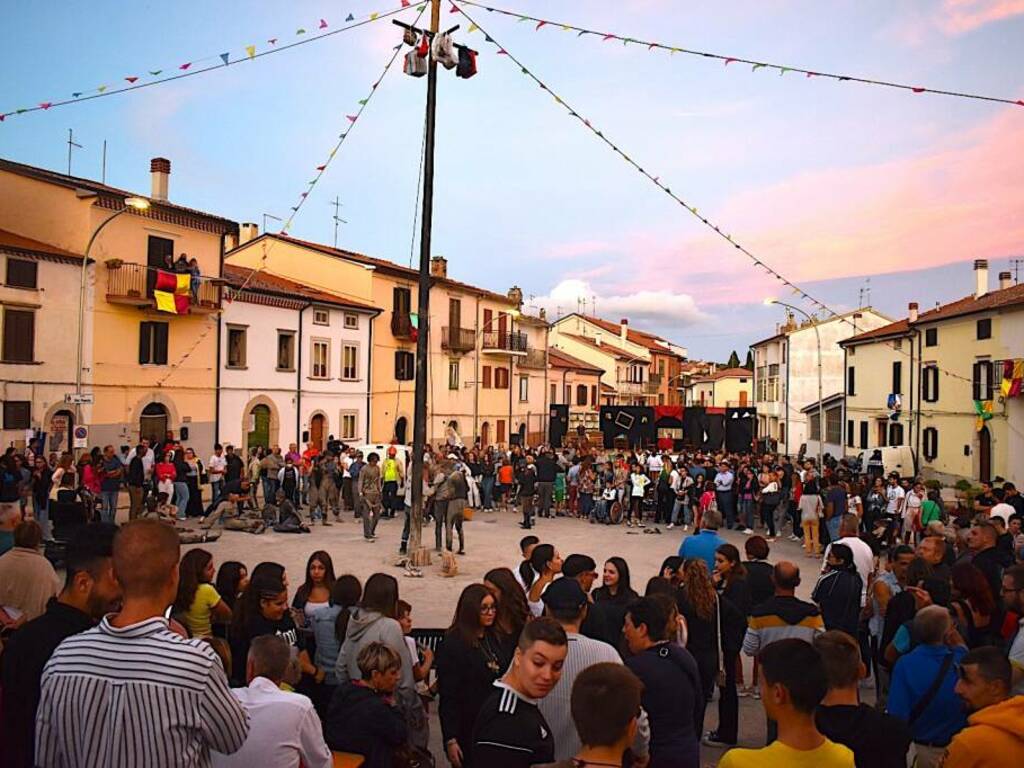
[0, 156, 236, 454]
[227, 234, 548, 447]
[684, 367, 753, 408]
[547, 348, 603, 436]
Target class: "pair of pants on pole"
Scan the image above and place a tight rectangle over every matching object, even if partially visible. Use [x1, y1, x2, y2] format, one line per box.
[128, 485, 144, 521]
[433, 500, 448, 549]
[535, 481, 554, 518]
[520, 495, 534, 528]
[361, 496, 381, 539]
[445, 500, 465, 552]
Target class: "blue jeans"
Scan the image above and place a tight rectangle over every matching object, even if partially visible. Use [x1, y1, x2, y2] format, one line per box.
[100, 490, 119, 524]
[739, 497, 754, 529]
[173, 481, 189, 520]
[481, 476, 495, 509]
[33, 496, 50, 538]
[262, 477, 278, 506]
[826, 515, 841, 542]
[717, 490, 736, 528]
[671, 498, 691, 526]
[210, 479, 223, 505]
[579, 493, 594, 521]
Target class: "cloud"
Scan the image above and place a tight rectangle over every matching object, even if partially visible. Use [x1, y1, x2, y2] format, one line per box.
[543, 240, 614, 259]
[529, 278, 708, 327]
[939, 0, 1024, 33]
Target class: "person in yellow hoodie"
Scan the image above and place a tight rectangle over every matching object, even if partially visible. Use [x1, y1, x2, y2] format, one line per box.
[943, 646, 1024, 768]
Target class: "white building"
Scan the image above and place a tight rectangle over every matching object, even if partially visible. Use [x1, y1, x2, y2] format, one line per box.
[1, 230, 88, 454]
[753, 308, 891, 457]
[217, 266, 378, 453]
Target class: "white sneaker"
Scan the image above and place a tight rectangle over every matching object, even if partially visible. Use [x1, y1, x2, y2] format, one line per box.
[742, 528, 754, 535]
[682, 524, 690, 532]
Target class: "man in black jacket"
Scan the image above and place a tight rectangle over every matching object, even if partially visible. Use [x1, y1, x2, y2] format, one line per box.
[534, 450, 559, 518]
[126, 444, 147, 520]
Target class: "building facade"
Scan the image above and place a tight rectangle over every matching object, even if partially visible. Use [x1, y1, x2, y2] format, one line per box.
[684, 368, 753, 408]
[217, 267, 377, 454]
[547, 348, 603, 435]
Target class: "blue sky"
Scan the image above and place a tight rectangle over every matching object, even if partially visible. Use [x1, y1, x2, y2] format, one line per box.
[2, 0, 1022, 360]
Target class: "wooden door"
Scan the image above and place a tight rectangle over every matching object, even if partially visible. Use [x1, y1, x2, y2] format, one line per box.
[310, 414, 325, 450]
[739, 390, 748, 406]
[247, 405, 270, 451]
[480, 422, 490, 447]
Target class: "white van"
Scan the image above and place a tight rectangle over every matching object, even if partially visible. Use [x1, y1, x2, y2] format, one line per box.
[352, 444, 411, 466]
[857, 445, 918, 478]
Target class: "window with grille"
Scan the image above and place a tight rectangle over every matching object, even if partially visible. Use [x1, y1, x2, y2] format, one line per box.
[340, 411, 358, 440]
[922, 366, 940, 403]
[341, 344, 358, 380]
[311, 340, 329, 379]
[2, 308, 35, 362]
[226, 326, 247, 368]
[395, 351, 414, 381]
[448, 361, 459, 390]
[277, 332, 295, 371]
[923, 427, 938, 461]
[2, 401, 30, 429]
[826, 408, 842, 445]
[5, 258, 37, 289]
[343, 313, 359, 329]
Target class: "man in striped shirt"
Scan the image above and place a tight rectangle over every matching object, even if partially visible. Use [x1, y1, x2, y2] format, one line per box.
[35, 519, 249, 767]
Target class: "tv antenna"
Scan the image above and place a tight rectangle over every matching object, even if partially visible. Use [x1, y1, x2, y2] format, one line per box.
[66, 129, 83, 175]
[262, 213, 282, 233]
[331, 196, 348, 248]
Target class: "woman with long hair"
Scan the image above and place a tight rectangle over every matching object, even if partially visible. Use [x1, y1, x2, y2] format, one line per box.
[293, 550, 337, 618]
[484, 567, 530, 655]
[436, 584, 503, 768]
[183, 447, 205, 517]
[592, 556, 639, 651]
[154, 451, 176, 505]
[214, 561, 248, 614]
[678, 558, 719, 738]
[174, 548, 232, 638]
[951, 562, 999, 648]
[525, 544, 563, 614]
[310, 574, 362, 717]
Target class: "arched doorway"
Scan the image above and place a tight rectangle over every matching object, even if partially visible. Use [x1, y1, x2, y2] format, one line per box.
[139, 403, 168, 445]
[247, 404, 271, 452]
[49, 409, 74, 454]
[480, 421, 490, 447]
[394, 416, 408, 445]
[309, 413, 326, 451]
[518, 422, 527, 446]
[978, 426, 992, 483]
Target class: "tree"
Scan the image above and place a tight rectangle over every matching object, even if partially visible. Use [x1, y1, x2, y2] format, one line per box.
[726, 350, 741, 368]
[744, 349, 754, 370]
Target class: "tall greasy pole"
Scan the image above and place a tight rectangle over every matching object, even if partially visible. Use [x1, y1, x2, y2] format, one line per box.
[408, 0, 441, 565]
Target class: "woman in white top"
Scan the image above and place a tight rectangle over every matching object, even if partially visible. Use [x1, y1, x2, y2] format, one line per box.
[628, 462, 650, 528]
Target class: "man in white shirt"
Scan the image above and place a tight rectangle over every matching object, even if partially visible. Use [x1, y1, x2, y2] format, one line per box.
[885, 474, 906, 518]
[820, 514, 875, 606]
[126, 439, 155, 484]
[208, 444, 227, 503]
[990, 490, 1016, 524]
[214, 634, 331, 768]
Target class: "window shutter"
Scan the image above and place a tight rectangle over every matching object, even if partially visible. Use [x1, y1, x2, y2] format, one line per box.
[846, 420, 854, 448]
[983, 362, 994, 400]
[847, 367, 855, 395]
[972, 362, 982, 401]
[139, 322, 152, 364]
[154, 323, 169, 364]
[3, 309, 34, 362]
[859, 421, 868, 449]
[482, 366, 492, 388]
[892, 361, 902, 395]
[6, 258, 38, 289]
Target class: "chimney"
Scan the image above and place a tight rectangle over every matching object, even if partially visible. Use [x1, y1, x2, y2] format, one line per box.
[150, 157, 170, 201]
[999, 271, 1012, 291]
[538, 307, 547, 322]
[507, 285, 523, 307]
[620, 317, 628, 342]
[594, 332, 602, 346]
[974, 259, 989, 298]
[224, 232, 238, 252]
[238, 222, 259, 245]
[430, 256, 447, 278]
[908, 302, 918, 323]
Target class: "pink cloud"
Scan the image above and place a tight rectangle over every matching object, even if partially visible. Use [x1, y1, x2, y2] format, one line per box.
[939, 0, 1024, 33]
[543, 239, 613, 259]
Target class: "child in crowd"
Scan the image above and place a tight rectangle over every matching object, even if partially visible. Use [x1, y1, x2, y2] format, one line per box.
[397, 599, 434, 685]
[554, 471, 567, 515]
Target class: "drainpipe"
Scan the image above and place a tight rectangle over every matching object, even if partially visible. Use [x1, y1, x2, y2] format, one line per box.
[214, 232, 226, 447]
[914, 328, 922, 475]
[366, 310, 375, 442]
[543, 324, 549, 443]
[297, 303, 308, 445]
[473, 295, 480, 443]
[784, 339, 791, 457]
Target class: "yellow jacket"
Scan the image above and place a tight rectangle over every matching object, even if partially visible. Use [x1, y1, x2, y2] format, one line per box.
[942, 696, 1024, 768]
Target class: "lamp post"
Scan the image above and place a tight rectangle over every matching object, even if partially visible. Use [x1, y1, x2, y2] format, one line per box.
[765, 298, 823, 470]
[75, 196, 150, 437]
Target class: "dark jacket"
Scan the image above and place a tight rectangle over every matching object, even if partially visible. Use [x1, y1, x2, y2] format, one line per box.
[436, 629, 504, 759]
[534, 455, 558, 483]
[816, 703, 911, 768]
[625, 643, 702, 768]
[812, 568, 863, 636]
[326, 682, 408, 768]
[745, 560, 775, 608]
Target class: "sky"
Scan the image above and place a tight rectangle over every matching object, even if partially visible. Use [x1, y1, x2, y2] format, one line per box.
[2, 0, 1023, 360]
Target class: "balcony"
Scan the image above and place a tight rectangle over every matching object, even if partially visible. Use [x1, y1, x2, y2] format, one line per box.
[391, 311, 415, 340]
[482, 330, 528, 355]
[105, 261, 221, 314]
[617, 379, 658, 397]
[442, 326, 475, 353]
[519, 348, 547, 369]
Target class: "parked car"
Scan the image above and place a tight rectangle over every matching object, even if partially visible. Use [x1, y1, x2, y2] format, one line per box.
[856, 445, 918, 479]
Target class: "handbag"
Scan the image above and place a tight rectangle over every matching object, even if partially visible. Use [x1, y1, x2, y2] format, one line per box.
[714, 595, 727, 687]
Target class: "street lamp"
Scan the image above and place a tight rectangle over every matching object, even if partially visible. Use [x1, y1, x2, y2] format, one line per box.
[75, 196, 150, 438]
[764, 298, 823, 470]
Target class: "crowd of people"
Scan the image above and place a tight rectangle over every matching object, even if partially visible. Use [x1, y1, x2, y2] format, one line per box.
[2, 435, 1024, 767]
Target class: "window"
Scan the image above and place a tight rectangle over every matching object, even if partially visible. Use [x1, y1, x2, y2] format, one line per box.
[395, 351, 414, 381]
[846, 420, 854, 448]
[591, 385, 597, 405]
[482, 365, 492, 389]
[550, 383, 557, 403]
[343, 313, 359, 329]
[659, 360, 666, 375]
[977, 318, 991, 340]
[496, 419, 506, 444]
[922, 365, 940, 403]
[972, 360, 994, 401]
[859, 421, 868, 450]
[519, 375, 529, 402]
[277, 331, 295, 371]
[2, 308, 35, 362]
[892, 361, 902, 395]
[809, 412, 820, 441]
[923, 427, 938, 461]
[826, 408, 842, 445]
[226, 326, 247, 368]
[138, 321, 168, 365]
[341, 343, 358, 380]
[846, 366, 856, 396]
[394, 287, 412, 313]
[311, 339, 329, 379]
[564, 384, 570, 403]
[340, 411, 359, 441]
[448, 360, 459, 390]
[448, 298, 462, 328]
[889, 422, 905, 446]
[576, 384, 588, 406]
[848, 347, 856, 356]
[5, 258, 37, 289]
[779, 422, 786, 444]
[2, 400, 30, 429]
[925, 328, 938, 347]
[495, 367, 510, 389]
[312, 308, 329, 326]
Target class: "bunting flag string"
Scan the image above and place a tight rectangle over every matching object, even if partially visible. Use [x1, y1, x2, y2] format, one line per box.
[457, 0, 1024, 109]
[0, 2, 423, 123]
[450, 1, 979, 387]
[156, 2, 427, 387]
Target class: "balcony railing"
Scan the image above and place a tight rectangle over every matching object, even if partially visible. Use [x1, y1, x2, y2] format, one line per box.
[519, 348, 547, 369]
[105, 262, 220, 313]
[482, 330, 528, 354]
[442, 326, 475, 353]
[391, 311, 415, 340]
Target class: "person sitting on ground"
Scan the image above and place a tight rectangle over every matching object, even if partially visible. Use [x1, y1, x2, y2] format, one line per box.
[212, 634, 331, 768]
[813, 630, 911, 768]
[270, 489, 310, 534]
[325, 642, 409, 768]
[944, 646, 1024, 768]
[718, 638, 854, 768]
[201, 477, 262, 532]
[536, 662, 645, 768]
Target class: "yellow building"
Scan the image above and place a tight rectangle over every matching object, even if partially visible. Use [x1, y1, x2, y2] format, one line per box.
[685, 368, 753, 408]
[0, 157, 236, 452]
[227, 234, 548, 446]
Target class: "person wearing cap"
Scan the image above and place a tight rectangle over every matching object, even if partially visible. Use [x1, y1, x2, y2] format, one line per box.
[538, 578, 647, 763]
[381, 446, 404, 520]
[561, 554, 611, 645]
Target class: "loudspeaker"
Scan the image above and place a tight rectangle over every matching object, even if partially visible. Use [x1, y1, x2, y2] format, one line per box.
[179, 426, 189, 441]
